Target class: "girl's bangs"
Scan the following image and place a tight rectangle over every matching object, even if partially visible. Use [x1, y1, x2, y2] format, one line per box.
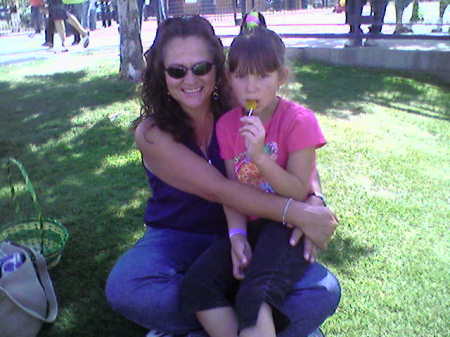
[229, 38, 281, 76]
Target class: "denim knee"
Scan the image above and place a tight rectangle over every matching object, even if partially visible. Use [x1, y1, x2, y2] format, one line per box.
[319, 268, 341, 317]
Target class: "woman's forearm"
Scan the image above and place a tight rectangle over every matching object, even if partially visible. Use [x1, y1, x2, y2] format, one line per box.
[216, 180, 336, 249]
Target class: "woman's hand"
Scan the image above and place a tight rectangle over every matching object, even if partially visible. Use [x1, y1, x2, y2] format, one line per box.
[239, 116, 266, 163]
[289, 193, 328, 261]
[230, 234, 252, 280]
[288, 202, 338, 250]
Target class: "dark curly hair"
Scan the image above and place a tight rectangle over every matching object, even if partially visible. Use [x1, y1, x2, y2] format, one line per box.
[137, 16, 231, 143]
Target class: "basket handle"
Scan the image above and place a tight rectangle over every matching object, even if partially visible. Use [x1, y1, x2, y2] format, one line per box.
[4, 157, 45, 252]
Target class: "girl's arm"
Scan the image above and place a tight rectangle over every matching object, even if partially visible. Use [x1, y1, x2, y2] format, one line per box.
[252, 148, 315, 201]
[135, 120, 337, 248]
[223, 160, 248, 236]
[224, 161, 252, 279]
[240, 115, 314, 201]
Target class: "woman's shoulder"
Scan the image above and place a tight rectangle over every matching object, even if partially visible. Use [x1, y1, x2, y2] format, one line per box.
[135, 118, 171, 146]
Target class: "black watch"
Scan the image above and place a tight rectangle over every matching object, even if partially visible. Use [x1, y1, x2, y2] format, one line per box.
[308, 192, 327, 207]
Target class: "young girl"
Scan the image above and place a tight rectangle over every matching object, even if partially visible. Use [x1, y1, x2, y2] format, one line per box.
[181, 13, 327, 337]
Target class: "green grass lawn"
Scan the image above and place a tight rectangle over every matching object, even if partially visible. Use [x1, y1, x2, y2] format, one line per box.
[0, 55, 449, 337]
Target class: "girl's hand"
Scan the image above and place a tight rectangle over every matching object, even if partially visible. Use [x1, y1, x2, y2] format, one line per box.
[288, 226, 317, 263]
[230, 234, 252, 280]
[239, 116, 266, 164]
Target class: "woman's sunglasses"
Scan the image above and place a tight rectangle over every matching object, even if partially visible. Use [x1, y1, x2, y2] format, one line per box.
[165, 61, 214, 79]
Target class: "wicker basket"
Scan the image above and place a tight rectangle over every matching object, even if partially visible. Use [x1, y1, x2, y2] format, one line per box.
[0, 158, 69, 269]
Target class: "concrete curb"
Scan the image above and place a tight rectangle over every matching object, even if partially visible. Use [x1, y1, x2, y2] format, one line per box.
[287, 46, 450, 84]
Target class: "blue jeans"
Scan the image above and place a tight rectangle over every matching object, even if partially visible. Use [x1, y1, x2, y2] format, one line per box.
[105, 227, 341, 337]
[81, 1, 90, 28]
[31, 6, 42, 33]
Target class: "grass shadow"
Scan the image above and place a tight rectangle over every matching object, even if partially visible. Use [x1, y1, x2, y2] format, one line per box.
[0, 70, 138, 149]
[286, 62, 450, 120]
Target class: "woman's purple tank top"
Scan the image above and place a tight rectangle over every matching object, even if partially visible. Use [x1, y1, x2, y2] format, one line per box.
[143, 130, 227, 234]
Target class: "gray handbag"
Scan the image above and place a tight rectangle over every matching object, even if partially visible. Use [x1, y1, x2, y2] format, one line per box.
[0, 241, 58, 337]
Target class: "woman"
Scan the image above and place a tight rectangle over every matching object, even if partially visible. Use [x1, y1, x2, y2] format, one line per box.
[105, 16, 340, 337]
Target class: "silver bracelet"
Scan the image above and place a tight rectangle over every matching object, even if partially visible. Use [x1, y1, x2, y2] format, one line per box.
[282, 198, 294, 226]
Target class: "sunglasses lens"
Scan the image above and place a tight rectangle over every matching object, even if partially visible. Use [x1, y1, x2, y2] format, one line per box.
[165, 62, 213, 79]
[192, 62, 213, 76]
[166, 66, 187, 79]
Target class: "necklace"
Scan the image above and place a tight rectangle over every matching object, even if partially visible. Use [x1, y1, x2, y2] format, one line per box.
[196, 113, 213, 164]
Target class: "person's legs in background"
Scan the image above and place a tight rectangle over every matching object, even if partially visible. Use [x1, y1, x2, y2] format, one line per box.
[100, 0, 112, 27]
[432, 0, 450, 32]
[88, 0, 96, 30]
[10, 12, 21, 32]
[81, 0, 89, 29]
[43, 16, 55, 47]
[30, 5, 42, 34]
[345, 0, 366, 46]
[364, 0, 389, 46]
[66, 3, 83, 45]
[394, 0, 414, 33]
[368, 0, 389, 34]
[66, 11, 90, 47]
[53, 19, 68, 50]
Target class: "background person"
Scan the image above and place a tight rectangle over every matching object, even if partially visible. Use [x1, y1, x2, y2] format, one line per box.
[48, 0, 90, 51]
[100, 0, 111, 27]
[105, 15, 340, 337]
[9, 0, 20, 32]
[29, 0, 43, 35]
[63, 0, 86, 45]
[344, 0, 389, 47]
[41, 4, 55, 47]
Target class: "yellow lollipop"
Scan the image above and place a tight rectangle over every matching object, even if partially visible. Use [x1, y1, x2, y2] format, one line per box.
[245, 100, 257, 116]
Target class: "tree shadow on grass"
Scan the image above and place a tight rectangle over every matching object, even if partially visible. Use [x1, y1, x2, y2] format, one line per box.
[0, 70, 138, 152]
[287, 62, 450, 121]
[1, 118, 148, 337]
[0, 71, 144, 337]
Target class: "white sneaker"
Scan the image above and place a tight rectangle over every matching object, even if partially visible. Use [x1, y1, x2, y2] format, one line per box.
[145, 329, 176, 337]
[82, 32, 90, 48]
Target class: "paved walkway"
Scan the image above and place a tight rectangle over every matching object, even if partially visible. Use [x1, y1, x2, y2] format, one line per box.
[0, 4, 449, 67]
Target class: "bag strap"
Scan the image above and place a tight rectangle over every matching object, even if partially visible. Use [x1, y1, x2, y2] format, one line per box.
[0, 243, 58, 323]
[32, 250, 58, 322]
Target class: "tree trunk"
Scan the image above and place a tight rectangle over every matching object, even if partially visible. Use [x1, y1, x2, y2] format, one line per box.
[117, 0, 145, 82]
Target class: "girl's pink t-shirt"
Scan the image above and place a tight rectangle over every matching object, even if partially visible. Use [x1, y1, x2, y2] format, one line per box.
[216, 98, 326, 195]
